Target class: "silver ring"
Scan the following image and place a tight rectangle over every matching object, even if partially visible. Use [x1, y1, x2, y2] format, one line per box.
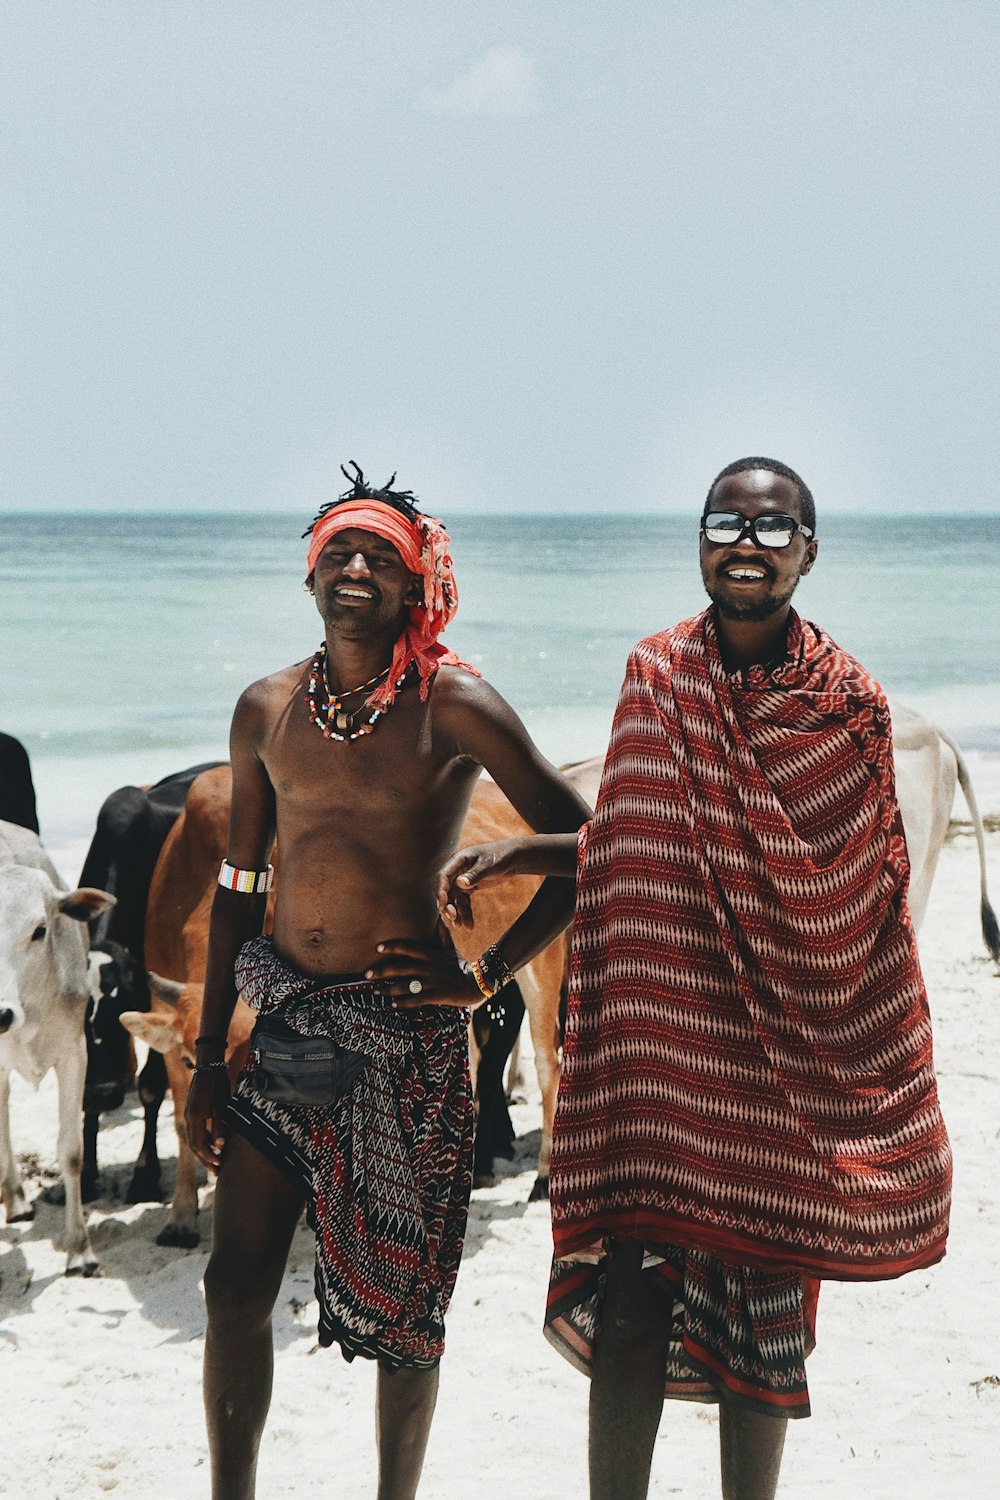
[408, 979, 423, 995]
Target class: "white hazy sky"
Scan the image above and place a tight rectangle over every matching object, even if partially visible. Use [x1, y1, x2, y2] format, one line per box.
[3, 2, 998, 513]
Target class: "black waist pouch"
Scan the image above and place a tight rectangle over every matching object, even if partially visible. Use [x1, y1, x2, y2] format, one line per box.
[251, 1010, 367, 1108]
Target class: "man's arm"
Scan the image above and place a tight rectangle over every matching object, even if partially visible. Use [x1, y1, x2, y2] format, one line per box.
[370, 672, 591, 1007]
[185, 685, 276, 1173]
[436, 831, 582, 928]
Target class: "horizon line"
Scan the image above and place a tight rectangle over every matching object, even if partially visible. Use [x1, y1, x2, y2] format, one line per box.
[4, 506, 1000, 519]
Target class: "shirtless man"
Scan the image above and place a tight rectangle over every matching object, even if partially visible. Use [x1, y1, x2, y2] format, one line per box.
[186, 465, 590, 1500]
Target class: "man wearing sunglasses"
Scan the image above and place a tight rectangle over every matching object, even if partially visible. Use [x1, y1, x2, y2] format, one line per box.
[437, 456, 951, 1500]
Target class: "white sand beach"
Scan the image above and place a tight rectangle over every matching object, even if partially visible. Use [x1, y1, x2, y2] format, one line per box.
[1, 826, 998, 1500]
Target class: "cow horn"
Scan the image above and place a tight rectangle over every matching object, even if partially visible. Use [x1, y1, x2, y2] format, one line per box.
[147, 971, 185, 1005]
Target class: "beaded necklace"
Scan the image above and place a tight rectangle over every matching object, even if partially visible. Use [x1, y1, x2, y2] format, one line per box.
[305, 643, 406, 741]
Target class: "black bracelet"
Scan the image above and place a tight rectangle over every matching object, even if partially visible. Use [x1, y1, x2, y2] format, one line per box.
[193, 1059, 228, 1077]
[195, 1034, 226, 1048]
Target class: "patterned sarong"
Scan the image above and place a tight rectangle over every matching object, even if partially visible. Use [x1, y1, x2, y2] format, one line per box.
[546, 1247, 819, 1416]
[550, 609, 952, 1281]
[227, 935, 474, 1369]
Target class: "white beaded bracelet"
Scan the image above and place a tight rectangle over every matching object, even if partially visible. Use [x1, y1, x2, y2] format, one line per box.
[217, 860, 274, 895]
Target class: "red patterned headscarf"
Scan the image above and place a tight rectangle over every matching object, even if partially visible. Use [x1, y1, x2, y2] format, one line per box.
[306, 499, 478, 707]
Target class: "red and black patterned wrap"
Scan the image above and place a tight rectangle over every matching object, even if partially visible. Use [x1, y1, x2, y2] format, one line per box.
[228, 934, 474, 1368]
[550, 608, 952, 1281]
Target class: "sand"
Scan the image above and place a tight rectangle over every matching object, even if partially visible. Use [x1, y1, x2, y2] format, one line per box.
[1, 827, 998, 1500]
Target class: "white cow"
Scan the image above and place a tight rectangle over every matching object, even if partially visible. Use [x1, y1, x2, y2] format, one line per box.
[498, 703, 998, 1198]
[0, 821, 114, 1273]
[889, 702, 999, 951]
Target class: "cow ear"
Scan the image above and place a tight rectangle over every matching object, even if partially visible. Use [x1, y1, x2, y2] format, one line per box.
[58, 888, 116, 922]
[119, 1010, 181, 1052]
[147, 971, 185, 1006]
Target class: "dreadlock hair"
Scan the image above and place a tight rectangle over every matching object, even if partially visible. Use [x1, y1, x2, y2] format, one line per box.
[302, 461, 425, 539]
[704, 456, 817, 535]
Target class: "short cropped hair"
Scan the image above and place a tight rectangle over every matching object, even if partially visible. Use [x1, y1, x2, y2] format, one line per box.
[704, 457, 816, 535]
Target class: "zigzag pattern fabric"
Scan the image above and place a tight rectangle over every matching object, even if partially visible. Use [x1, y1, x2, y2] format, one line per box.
[545, 1246, 818, 1415]
[229, 935, 474, 1367]
[550, 609, 952, 1280]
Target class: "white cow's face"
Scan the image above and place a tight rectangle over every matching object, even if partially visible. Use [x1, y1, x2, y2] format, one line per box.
[0, 866, 91, 1036]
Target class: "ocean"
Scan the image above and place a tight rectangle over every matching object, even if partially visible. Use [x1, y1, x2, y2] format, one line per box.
[2, 510, 999, 865]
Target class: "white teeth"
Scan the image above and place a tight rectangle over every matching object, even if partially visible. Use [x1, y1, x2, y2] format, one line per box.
[337, 588, 373, 599]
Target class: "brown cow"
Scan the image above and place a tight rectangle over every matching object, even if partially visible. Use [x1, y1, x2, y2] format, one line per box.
[120, 765, 261, 1247]
[445, 777, 571, 1199]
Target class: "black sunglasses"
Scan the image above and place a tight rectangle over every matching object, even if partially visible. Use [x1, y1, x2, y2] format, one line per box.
[701, 511, 814, 549]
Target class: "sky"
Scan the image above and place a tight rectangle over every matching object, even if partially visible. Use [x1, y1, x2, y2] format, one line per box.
[2, 1, 998, 514]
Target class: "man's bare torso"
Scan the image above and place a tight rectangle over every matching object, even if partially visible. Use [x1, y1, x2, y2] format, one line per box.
[253, 658, 482, 976]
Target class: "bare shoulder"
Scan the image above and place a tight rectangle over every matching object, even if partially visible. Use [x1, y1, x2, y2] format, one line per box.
[232, 659, 310, 742]
[431, 665, 590, 830]
[431, 666, 524, 747]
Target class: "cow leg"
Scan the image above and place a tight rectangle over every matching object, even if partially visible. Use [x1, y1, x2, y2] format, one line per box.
[472, 982, 525, 1184]
[127, 1049, 166, 1202]
[520, 962, 561, 1202]
[156, 1051, 200, 1248]
[505, 1030, 525, 1100]
[0, 1067, 32, 1222]
[53, 1039, 98, 1274]
[81, 1110, 101, 1202]
[43, 1106, 101, 1205]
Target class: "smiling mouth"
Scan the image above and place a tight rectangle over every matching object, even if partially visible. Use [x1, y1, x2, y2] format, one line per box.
[334, 586, 377, 601]
[723, 567, 770, 582]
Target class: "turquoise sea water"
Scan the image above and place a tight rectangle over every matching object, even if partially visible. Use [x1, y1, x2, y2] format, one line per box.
[2, 510, 999, 852]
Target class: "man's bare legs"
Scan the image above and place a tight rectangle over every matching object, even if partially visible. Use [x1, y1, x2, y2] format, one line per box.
[589, 1240, 788, 1500]
[203, 1131, 305, 1500]
[203, 1130, 443, 1500]
[589, 1240, 672, 1500]
[719, 1400, 787, 1500]
[375, 1364, 440, 1500]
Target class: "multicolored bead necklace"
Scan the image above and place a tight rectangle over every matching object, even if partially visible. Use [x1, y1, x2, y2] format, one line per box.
[305, 643, 405, 741]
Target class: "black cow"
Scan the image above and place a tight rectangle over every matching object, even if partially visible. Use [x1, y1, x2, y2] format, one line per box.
[81, 939, 141, 1199]
[0, 733, 39, 834]
[78, 761, 225, 1200]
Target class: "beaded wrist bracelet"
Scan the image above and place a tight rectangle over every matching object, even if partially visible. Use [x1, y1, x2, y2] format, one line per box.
[218, 860, 274, 894]
[468, 942, 514, 1001]
[193, 1059, 228, 1077]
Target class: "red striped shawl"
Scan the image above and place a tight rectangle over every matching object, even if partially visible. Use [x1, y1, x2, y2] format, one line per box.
[550, 609, 951, 1280]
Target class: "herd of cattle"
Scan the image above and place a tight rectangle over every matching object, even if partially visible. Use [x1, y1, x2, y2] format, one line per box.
[0, 711, 997, 1277]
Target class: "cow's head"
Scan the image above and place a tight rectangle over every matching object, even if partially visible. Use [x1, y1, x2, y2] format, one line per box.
[0, 865, 114, 1036]
[119, 972, 255, 1084]
[84, 940, 143, 1111]
[119, 970, 204, 1064]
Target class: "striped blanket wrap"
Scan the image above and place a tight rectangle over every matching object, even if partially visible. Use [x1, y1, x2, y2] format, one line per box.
[550, 608, 952, 1281]
[229, 935, 474, 1368]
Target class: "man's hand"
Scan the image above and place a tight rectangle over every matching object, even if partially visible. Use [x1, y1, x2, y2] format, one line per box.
[366, 939, 483, 1009]
[185, 1069, 231, 1175]
[435, 837, 531, 929]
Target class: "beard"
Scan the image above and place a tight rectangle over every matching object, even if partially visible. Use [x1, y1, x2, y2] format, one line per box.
[700, 564, 802, 623]
[315, 583, 403, 640]
[711, 584, 799, 621]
